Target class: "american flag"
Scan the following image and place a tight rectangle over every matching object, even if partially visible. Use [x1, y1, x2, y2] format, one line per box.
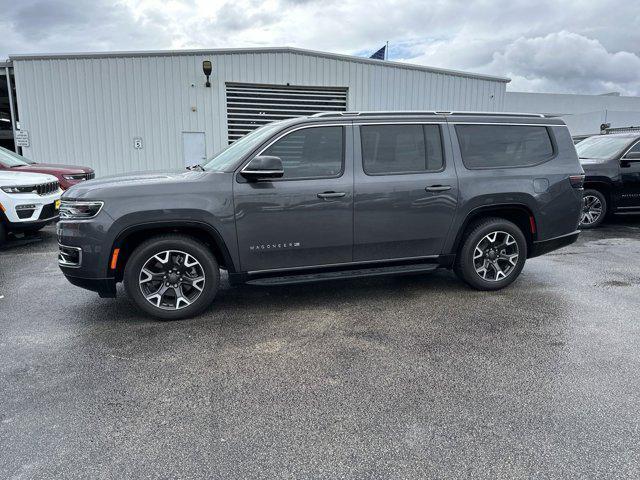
[369, 45, 386, 60]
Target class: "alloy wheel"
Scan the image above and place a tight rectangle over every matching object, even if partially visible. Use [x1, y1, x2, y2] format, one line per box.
[473, 231, 520, 282]
[138, 250, 206, 310]
[581, 195, 603, 226]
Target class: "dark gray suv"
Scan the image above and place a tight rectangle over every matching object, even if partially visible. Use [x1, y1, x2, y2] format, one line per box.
[57, 112, 584, 320]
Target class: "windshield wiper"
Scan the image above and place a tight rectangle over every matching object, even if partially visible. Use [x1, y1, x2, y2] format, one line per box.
[186, 164, 204, 171]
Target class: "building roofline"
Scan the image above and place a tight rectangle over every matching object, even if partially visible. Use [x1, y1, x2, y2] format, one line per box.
[8, 46, 511, 83]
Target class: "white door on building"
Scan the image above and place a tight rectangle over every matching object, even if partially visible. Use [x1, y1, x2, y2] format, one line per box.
[182, 132, 206, 167]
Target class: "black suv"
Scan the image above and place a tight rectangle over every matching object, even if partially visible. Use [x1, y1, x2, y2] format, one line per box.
[57, 112, 583, 320]
[575, 133, 640, 228]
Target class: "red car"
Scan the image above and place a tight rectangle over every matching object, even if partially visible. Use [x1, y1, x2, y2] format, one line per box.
[0, 146, 94, 190]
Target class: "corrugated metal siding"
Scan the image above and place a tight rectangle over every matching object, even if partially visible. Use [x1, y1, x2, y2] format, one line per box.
[13, 51, 506, 176]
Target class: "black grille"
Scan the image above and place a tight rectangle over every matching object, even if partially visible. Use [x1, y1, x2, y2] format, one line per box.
[35, 181, 59, 196]
[38, 202, 58, 219]
[85, 172, 95, 180]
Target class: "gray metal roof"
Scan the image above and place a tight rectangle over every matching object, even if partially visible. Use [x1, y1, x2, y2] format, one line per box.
[8, 46, 510, 83]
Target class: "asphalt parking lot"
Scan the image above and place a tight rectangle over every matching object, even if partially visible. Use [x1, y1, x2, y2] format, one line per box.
[1, 219, 639, 479]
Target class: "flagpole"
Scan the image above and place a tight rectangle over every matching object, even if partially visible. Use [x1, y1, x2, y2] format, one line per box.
[385, 41, 389, 60]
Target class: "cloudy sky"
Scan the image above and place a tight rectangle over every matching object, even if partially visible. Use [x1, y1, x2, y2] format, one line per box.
[1, 0, 639, 95]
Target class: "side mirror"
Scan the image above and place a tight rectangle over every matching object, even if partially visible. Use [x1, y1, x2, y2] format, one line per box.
[622, 151, 640, 161]
[241, 155, 284, 180]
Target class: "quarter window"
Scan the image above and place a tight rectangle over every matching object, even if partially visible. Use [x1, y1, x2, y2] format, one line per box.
[455, 125, 554, 169]
[361, 124, 444, 175]
[261, 126, 343, 180]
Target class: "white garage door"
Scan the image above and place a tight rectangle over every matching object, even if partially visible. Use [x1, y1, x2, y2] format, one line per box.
[225, 83, 348, 143]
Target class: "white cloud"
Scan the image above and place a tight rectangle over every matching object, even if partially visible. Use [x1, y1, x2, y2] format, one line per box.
[0, 0, 639, 95]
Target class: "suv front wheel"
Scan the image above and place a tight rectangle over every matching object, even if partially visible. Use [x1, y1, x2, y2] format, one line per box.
[124, 235, 220, 320]
[455, 217, 527, 291]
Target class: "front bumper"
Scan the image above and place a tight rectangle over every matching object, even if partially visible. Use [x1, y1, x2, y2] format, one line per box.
[63, 273, 117, 298]
[2, 196, 60, 225]
[57, 211, 116, 296]
[529, 230, 580, 258]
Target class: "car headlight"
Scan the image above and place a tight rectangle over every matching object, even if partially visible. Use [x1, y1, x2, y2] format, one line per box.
[1, 185, 34, 194]
[59, 200, 104, 219]
[62, 174, 87, 180]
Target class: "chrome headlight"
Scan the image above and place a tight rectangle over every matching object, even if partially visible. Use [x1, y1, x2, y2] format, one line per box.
[59, 200, 104, 219]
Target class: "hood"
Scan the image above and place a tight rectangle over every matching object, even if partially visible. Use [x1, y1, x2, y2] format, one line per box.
[0, 170, 59, 186]
[63, 170, 211, 200]
[14, 163, 92, 175]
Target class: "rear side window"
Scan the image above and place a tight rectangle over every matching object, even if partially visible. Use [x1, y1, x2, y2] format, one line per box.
[455, 125, 554, 169]
[361, 124, 444, 175]
[262, 126, 343, 180]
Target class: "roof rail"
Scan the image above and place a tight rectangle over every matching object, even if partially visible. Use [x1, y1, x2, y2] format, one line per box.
[445, 111, 546, 118]
[310, 110, 545, 118]
[311, 111, 438, 118]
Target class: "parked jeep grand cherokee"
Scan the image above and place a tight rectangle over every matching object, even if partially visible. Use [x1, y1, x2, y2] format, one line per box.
[58, 112, 583, 320]
[575, 133, 640, 228]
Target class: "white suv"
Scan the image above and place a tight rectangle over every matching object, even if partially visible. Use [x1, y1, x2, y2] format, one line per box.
[0, 170, 62, 243]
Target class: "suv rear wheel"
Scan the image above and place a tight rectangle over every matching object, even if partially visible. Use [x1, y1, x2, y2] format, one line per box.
[579, 189, 607, 229]
[124, 234, 219, 320]
[454, 217, 527, 291]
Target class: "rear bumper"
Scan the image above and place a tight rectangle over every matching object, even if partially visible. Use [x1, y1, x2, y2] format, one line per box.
[63, 274, 117, 298]
[529, 230, 580, 258]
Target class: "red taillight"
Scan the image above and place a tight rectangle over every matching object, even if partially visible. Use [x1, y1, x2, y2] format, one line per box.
[569, 174, 585, 189]
[529, 215, 537, 234]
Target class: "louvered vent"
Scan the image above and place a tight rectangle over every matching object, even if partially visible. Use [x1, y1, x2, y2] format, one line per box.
[225, 83, 348, 143]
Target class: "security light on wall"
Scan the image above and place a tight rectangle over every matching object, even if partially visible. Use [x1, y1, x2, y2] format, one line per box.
[203, 60, 212, 87]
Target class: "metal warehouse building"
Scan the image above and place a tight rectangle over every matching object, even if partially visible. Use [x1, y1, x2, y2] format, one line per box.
[3, 47, 509, 176]
[505, 91, 640, 136]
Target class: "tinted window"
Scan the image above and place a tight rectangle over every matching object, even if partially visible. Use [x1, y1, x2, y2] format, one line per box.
[262, 126, 343, 180]
[361, 124, 443, 175]
[456, 125, 554, 169]
[625, 141, 640, 155]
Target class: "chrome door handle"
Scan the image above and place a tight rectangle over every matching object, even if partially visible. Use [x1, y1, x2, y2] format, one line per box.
[425, 185, 452, 192]
[317, 192, 346, 199]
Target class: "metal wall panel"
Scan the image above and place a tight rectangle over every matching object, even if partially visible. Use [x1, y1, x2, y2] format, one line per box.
[13, 50, 507, 176]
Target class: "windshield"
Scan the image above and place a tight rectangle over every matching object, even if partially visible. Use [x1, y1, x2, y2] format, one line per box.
[575, 136, 634, 161]
[202, 122, 288, 172]
[0, 146, 30, 167]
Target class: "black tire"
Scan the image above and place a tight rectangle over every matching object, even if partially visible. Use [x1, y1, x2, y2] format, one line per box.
[454, 217, 527, 291]
[124, 234, 219, 320]
[579, 189, 607, 229]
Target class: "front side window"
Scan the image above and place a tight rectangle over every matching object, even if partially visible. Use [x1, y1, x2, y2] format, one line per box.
[361, 124, 444, 175]
[624, 141, 640, 157]
[456, 125, 554, 169]
[262, 126, 343, 180]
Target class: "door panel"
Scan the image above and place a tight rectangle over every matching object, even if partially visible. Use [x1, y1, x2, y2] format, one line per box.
[353, 123, 458, 261]
[234, 125, 353, 272]
[182, 132, 206, 167]
[619, 142, 640, 209]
